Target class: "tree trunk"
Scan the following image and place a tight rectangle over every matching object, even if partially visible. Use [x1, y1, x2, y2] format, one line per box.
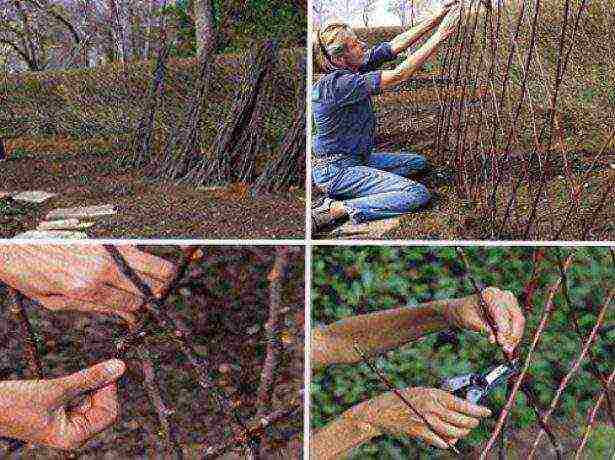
[108, 0, 126, 62]
[251, 57, 306, 195]
[182, 40, 278, 187]
[193, 0, 217, 58]
[126, 40, 172, 168]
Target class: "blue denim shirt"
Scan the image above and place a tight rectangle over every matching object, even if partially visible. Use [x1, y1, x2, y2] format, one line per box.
[312, 42, 397, 166]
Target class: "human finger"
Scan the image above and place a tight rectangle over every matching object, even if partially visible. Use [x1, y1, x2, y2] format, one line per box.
[410, 424, 450, 449]
[425, 413, 471, 439]
[60, 360, 125, 399]
[112, 246, 176, 295]
[483, 288, 514, 351]
[436, 407, 480, 429]
[35, 294, 71, 312]
[62, 284, 143, 323]
[80, 383, 119, 434]
[444, 394, 492, 418]
[506, 292, 525, 355]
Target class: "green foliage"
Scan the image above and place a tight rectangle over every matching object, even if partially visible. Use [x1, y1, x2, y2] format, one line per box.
[0, 200, 26, 216]
[311, 247, 614, 457]
[159, 0, 305, 56]
[581, 424, 615, 456]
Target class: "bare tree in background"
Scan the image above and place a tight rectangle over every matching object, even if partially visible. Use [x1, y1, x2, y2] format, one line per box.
[192, 0, 216, 58]
[143, 0, 156, 59]
[387, 0, 411, 27]
[312, 0, 330, 27]
[0, 0, 89, 70]
[357, 0, 376, 27]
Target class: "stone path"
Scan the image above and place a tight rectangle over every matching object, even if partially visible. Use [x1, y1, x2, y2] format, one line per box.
[12, 191, 57, 203]
[4, 190, 117, 239]
[15, 230, 89, 239]
[320, 217, 402, 239]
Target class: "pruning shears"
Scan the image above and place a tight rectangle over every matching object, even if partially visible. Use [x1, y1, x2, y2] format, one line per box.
[441, 362, 519, 404]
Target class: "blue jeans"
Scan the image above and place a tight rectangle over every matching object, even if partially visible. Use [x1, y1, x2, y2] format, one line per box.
[312, 151, 430, 224]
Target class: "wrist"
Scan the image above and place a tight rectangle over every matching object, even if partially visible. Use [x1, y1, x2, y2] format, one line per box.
[440, 296, 472, 328]
[311, 406, 378, 460]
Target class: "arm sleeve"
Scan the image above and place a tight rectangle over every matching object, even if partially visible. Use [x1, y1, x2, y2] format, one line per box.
[333, 71, 382, 105]
[358, 42, 397, 72]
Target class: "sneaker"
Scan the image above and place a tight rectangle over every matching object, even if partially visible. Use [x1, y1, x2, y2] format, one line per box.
[311, 195, 333, 213]
[311, 197, 339, 234]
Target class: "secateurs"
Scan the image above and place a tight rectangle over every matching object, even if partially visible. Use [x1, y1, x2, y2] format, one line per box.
[441, 362, 519, 404]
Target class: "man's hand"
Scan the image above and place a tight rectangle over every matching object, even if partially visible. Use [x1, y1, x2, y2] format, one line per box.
[0, 245, 175, 325]
[444, 287, 525, 359]
[0, 360, 125, 450]
[350, 387, 491, 449]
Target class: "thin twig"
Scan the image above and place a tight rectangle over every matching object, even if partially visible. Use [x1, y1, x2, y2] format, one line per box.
[255, 247, 293, 456]
[574, 367, 615, 459]
[480, 252, 575, 459]
[6, 288, 43, 379]
[352, 341, 460, 455]
[136, 342, 184, 457]
[202, 405, 300, 459]
[527, 288, 613, 459]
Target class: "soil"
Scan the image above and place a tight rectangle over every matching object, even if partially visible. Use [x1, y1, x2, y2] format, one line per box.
[315, 87, 614, 241]
[0, 150, 305, 239]
[0, 246, 305, 459]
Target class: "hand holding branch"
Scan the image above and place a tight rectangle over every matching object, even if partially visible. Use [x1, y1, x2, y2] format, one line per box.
[311, 386, 491, 459]
[0, 360, 125, 450]
[443, 287, 525, 359]
[0, 245, 175, 325]
[352, 387, 491, 449]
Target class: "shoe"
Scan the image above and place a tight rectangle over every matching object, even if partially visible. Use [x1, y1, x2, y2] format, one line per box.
[311, 197, 340, 234]
[312, 210, 339, 234]
[312, 195, 333, 213]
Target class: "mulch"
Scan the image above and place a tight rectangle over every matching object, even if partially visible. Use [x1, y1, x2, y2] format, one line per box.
[0, 151, 305, 239]
[0, 246, 304, 459]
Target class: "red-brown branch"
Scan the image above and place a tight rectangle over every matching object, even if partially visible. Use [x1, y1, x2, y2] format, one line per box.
[256, 246, 292, 415]
[6, 287, 43, 379]
[480, 252, 575, 458]
[527, 288, 613, 458]
[574, 367, 615, 459]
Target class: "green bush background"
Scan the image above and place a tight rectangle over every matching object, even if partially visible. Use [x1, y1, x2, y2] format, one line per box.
[311, 246, 614, 458]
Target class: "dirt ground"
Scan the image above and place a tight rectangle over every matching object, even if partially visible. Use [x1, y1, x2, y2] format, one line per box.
[315, 87, 614, 241]
[0, 150, 305, 239]
[0, 246, 305, 459]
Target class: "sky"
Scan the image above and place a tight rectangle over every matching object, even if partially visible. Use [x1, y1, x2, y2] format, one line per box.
[315, 0, 503, 28]
[350, 0, 404, 28]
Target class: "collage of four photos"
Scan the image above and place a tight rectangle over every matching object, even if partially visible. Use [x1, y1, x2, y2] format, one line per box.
[0, 0, 613, 458]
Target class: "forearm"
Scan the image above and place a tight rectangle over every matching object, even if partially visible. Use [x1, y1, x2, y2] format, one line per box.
[312, 297, 466, 367]
[382, 31, 447, 88]
[390, 14, 442, 55]
[0, 381, 38, 440]
[311, 409, 378, 460]
[0, 245, 52, 289]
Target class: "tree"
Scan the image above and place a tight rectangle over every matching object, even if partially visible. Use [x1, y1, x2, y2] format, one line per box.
[312, 0, 330, 27]
[387, 0, 418, 27]
[357, 0, 376, 27]
[192, 0, 216, 57]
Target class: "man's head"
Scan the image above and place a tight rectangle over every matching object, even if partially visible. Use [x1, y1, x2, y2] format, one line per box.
[314, 22, 368, 72]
